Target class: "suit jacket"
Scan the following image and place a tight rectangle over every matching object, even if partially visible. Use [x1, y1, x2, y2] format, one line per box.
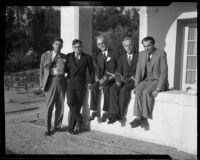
[135, 48, 169, 91]
[39, 51, 67, 91]
[66, 52, 95, 89]
[95, 48, 119, 80]
[117, 52, 138, 80]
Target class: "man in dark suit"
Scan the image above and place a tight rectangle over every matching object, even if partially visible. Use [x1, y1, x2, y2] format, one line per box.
[108, 37, 138, 124]
[40, 37, 68, 136]
[130, 36, 169, 129]
[66, 39, 95, 134]
[89, 36, 119, 122]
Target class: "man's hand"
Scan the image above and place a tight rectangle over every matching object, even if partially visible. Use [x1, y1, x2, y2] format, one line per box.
[125, 77, 133, 83]
[152, 89, 159, 97]
[132, 88, 136, 94]
[88, 83, 92, 90]
[109, 76, 114, 80]
[99, 76, 107, 85]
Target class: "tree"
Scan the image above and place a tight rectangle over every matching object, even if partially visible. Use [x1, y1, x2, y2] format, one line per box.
[92, 7, 139, 54]
[5, 6, 60, 72]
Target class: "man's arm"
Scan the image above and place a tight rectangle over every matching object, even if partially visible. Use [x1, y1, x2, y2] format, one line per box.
[116, 56, 123, 74]
[134, 53, 142, 87]
[39, 54, 45, 90]
[64, 54, 69, 78]
[152, 51, 168, 97]
[87, 55, 95, 84]
[156, 51, 168, 91]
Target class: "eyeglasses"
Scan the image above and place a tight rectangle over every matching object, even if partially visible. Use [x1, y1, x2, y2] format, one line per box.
[97, 42, 105, 45]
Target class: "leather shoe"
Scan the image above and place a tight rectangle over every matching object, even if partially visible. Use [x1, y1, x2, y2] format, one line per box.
[101, 113, 109, 122]
[68, 128, 76, 135]
[89, 112, 100, 121]
[44, 131, 53, 136]
[130, 118, 142, 128]
[107, 117, 117, 124]
[54, 127, 63, 132]
[107, 114, 117, 124]
[141, 118, 150, 130]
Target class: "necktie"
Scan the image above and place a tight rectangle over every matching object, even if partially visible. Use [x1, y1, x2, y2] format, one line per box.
[128, 55, 131, 66]
[103, 51, 106, 60]
[147, 53, 151, 62]
[76, 54, 80, 61]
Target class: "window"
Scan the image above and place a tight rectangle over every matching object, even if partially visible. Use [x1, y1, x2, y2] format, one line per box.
[182, 26, 197, 90]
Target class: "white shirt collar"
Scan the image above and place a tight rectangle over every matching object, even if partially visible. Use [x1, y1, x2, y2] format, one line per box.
[103, 49, 108, 57]
[52, 51, 57, 60]
[127, 53, 133, 58]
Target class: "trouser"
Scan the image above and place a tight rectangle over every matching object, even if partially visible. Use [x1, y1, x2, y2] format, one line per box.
[67, 87, 86, 129]
[90, 80, 114, 112]
[45, 76, 67, 131]
[133, 79, 158, 119]
[109, 81, 135, 117]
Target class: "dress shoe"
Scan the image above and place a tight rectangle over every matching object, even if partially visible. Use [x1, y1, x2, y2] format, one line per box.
[89, 112, 100, 121]
[141, 118, 150, 130]
[116, 114, 124, 121]
[44, 131, 53, 136]
[130, 118, 142, 128]
[101, 113, 109, 122]
[68, 128, 76, 135]
[107, 117, 117, 124]
[54, 127, 62, 132]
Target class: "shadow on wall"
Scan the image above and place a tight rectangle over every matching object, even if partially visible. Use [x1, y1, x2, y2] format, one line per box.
[147, 4, 196, 50]
[81, 88, 91, 131]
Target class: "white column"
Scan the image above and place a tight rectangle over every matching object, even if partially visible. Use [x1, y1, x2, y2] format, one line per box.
[61, 6, 93, 55]
[138, 7, 148, 51]
[61, 7, 79, 54]
[60, 6, 93, 127]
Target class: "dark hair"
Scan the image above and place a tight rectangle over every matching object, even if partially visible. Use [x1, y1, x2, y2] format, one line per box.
[142, 36, 155, 45]
[122, 37, 133, 45]
[52, 37, 63, 44]
[72, 39, 82, 46]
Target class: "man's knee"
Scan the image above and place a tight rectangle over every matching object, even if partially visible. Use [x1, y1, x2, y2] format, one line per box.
[67, 98, 76, 107]
[91, 82, 100, 92]
[142, 88, 151, 96]
[103, 85, 110, 94]
[135, 87, 143, 95]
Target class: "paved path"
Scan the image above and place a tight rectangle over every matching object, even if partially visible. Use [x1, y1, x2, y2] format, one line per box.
[4, 90, 197, 159]
[5, 90, 45, 113]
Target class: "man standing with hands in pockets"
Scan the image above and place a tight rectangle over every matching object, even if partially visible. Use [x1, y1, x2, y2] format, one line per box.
[66, 39, 95, 134]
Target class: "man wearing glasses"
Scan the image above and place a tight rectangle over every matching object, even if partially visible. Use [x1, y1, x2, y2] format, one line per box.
[66, 39, 95, 134]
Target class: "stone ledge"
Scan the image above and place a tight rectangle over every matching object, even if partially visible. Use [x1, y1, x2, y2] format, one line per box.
[131, 90, 197, 107]
[61, 89, 197, 155]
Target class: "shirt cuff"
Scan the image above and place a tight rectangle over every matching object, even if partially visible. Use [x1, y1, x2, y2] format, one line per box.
[156, 88, 161, 92]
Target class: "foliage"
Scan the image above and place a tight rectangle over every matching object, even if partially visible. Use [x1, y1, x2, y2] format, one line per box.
[5, 49, 38, 72]
[5, 6, 60, 72]
[92, 7, 139, 54]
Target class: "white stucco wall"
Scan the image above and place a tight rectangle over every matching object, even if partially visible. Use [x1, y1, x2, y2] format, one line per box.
[138, 2, 197, 89]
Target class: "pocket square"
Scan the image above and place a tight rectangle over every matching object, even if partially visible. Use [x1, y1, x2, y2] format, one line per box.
[106, 57, 111, 62]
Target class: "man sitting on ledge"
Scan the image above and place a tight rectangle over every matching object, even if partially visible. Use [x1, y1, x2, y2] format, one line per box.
[130, 36, 169, 129]
[108, 37, 138, 124]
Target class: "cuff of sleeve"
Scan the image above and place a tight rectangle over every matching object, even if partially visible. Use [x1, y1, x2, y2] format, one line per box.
[131, 76, 135, 81]
[156, 88, 161, 92]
